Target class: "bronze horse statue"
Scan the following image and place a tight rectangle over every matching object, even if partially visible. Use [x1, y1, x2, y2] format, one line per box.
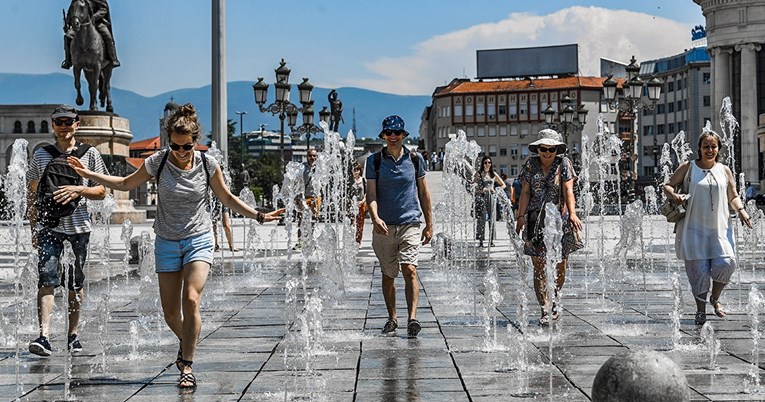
[65, 0, 113, 112]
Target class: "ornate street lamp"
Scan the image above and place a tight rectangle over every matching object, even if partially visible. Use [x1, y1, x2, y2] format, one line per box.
[602, 55, 663, 202]
[252, 59, 322, 169]
[292, 102, 330, 151]
[543, 94, 588, 169]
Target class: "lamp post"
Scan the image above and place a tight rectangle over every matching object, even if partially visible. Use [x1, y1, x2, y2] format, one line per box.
[292, 102, 330, 151]
[252, 59, 316, 170]
[235, 110, 247, 165]
[602, 55, 663, 201]
[543, 94, 588, 171]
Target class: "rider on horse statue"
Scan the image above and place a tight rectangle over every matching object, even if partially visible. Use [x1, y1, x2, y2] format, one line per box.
[61, 0, 120, 69]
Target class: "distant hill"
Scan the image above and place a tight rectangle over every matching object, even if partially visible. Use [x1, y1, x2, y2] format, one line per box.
[0, 73, 430, 141]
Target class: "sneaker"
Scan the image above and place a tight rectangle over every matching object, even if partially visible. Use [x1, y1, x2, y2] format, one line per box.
[29, 336, 52, 357]
[68, 334, 82, 353]
[381, 319, 398, 334]
[407, 319, 421, 337]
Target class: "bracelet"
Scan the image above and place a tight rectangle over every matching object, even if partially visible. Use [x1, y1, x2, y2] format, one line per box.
[737, 207, 745, 212]
[256, 211, 265, 224]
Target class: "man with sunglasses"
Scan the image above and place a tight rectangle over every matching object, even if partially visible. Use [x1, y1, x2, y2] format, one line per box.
[366, 115, 433, 337]
[27, 105, 109, 356]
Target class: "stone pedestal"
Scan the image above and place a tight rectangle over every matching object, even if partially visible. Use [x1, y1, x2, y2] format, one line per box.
[77, 111, 146, 224]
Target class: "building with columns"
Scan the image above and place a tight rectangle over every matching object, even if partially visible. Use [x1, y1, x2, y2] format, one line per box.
[695, 0, 765, 188]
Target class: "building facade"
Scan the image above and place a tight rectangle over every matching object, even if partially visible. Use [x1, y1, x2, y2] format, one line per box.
[423, 77, 601, 178]
[636, 47, 712, 185]
[695, 0, 765, 188]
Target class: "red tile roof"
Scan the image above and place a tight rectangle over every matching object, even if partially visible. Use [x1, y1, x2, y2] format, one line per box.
[126, 157, 145, 170]
[436, 76, 608, 96]
[130, 136, 161, 151]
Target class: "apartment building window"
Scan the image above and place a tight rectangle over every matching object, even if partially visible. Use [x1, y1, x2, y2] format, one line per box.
[668, 102, 674, 113]
[489, 145, 497, 157]
[510, 144, 518, 158]
[487, 103, 496, 119]
[477, 126, 485, 137]
[677, 121, 684, 132]
[454, 104, 463, 117]
[520, 124, 529, 138]
[530, 102, 538, 118]
[703, 73, 711, 84]
[600, 99, 609, 113]
[519, 101, 528, 117]
[657, 104, 665, 114]
[510, 165, 518, 176]
[521, 145, 529, 159]
[510, 125, 518, 136]
[703, 96, 710, 107]
[445, 106, 451, 117]
[476, 103, 485, 117]
[498, 104, 506, 117]
[676, 79, 682, 91]
[488, 126, 497, 136]
[466, 126, 474, 137]
[499, 165, 508, 174]
[658, 124, 665, 134]
[509, 104, 517, 119]
[677, 100, 683, 111]
[643, 125, 653, 136]
[667, 81, 674, 92]
[466, 104, 474, 116]
[668, 123, 675, 134]
[644, 166, 656, 177]
[499, 125, 508, 136]
[499, 147, 507, 156]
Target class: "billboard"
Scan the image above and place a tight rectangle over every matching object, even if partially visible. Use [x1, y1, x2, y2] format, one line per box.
[476, 44, 579, 79]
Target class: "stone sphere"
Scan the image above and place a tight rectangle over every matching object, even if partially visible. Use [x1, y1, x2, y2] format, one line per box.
[592, 350, 689, 402]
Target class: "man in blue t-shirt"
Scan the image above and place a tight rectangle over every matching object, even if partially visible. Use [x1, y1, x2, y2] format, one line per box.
[366, 115, 433, 338]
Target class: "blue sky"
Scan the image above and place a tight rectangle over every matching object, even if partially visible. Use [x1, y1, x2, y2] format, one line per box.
[2, 1, 704, 97]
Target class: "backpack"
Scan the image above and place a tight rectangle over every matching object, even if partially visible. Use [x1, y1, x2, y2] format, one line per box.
[154, 149, 211, 211]
[35, 142, 92, 228]
[372, 147, 420, 184]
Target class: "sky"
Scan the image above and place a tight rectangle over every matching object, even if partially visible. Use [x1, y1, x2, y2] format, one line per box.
[1, 1, 705, 98]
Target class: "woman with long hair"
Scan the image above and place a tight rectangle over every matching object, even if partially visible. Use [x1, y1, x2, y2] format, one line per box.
[474, 155, 505, 247]
[664, 129, 752, 325]
[68, 104, 283, 388]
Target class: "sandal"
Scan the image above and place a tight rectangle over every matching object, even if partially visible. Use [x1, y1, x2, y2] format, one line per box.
[177, 358, 197, 389]
[381, 319, 397, 334]
[407, 319, 421, 337]
[710, 298, 726, 318]
[551, 303, 560, 321]
[694, 312, 707, 326]
[538, 311, 550, 326]
[175, 340, 183, 370]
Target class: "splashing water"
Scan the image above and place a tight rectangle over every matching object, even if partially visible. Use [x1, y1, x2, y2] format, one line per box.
[482, 266, 503, 350]
[719, 97, 739, 176]
[700, 323, 720, 371]
[671, 130, 693, 164]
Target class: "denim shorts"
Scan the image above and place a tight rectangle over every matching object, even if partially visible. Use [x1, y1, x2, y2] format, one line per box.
[37, 229, 90, 290]
[155, 231, 214, 273]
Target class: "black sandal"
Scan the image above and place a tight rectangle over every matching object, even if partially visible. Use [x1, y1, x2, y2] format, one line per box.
[175, 340, 183, 370]
[177, 358, 197, 388]
[407, 319, 421, 337]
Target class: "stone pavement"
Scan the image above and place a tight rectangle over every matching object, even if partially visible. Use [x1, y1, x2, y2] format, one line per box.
[0, 170, 764, 401]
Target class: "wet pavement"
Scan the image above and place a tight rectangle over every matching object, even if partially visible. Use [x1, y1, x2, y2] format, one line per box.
[1, 171, 764, 401]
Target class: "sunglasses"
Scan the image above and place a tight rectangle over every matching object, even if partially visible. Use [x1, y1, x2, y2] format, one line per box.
[538, 146, 557, 153]
[383, 130, 404, 137]
[169, 143, 194, 151]
[53, 118, 76, 127]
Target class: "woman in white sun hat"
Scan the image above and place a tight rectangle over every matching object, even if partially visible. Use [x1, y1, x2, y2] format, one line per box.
[515, 129, 584, 326]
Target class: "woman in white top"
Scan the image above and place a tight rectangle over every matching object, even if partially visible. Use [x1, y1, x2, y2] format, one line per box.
[68, 104, 283, 388]
[664, 130, 752, 325]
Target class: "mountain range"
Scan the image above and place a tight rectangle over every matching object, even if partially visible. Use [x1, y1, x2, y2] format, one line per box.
[0, 73, 431, 141]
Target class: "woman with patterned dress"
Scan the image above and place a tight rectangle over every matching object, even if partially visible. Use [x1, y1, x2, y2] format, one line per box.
[473, 155, 506, 247]
[515, 129, 583, 325]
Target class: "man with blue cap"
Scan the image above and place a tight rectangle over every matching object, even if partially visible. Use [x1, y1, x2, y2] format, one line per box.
[366, 115, 433, 337]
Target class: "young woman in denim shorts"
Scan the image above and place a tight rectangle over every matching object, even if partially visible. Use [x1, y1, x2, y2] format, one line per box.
[68, 103, 283, 388]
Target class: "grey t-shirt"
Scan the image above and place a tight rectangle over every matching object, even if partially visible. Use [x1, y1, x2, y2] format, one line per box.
[144, 150, 219, 241]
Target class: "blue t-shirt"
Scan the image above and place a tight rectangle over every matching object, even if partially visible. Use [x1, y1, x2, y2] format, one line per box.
[366, 148, 426, 225]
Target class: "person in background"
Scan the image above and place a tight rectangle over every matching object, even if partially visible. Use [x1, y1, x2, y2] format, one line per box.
[745, 181, 757, 202]
[351, 162, 367, 244]
[68, 103, 283, 388]
[664, 129, 752, 325]
[515, 129, 584, 326]
[367, 115, 433, 337]
[27, 105, 109, 357]
[473, 156, 506, 247]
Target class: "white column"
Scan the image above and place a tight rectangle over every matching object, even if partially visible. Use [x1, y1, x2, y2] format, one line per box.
[711, 47, 731, 132]
[212, 0, 228, 161]
[736, 42, 761, 183]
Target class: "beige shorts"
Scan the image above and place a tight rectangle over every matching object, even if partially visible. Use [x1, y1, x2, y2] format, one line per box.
[372, 223, 421, 278]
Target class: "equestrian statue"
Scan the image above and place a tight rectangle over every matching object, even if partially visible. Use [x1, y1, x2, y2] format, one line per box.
[61, 0, 119, 112]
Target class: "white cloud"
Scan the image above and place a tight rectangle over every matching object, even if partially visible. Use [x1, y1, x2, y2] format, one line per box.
[345, 6, 692, 95]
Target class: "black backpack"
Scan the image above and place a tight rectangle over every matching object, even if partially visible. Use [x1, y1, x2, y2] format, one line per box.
[35, 142, 92, 228]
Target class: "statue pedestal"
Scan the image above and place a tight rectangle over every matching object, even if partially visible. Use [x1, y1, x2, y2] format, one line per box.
[77, 111, 146, 224]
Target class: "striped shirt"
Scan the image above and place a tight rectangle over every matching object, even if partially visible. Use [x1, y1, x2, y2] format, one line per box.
[28, 143, 109, 235]
[144, 150, 219, 241]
